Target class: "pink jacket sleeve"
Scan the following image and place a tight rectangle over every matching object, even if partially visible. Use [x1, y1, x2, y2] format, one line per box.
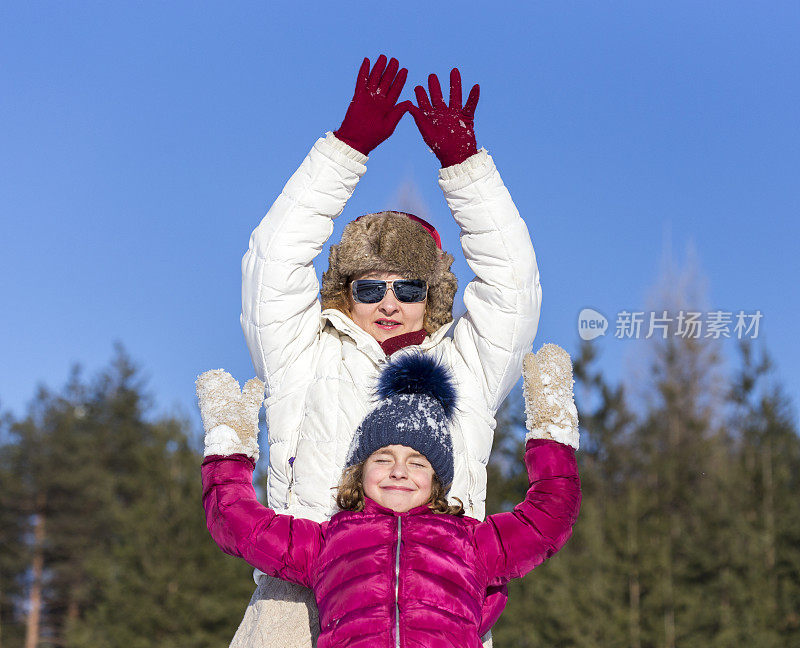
[201, 455, 322, 588]
[475, 438, 581, 586]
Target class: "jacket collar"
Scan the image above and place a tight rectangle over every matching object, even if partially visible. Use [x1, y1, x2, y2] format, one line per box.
[362, 497, 432, 517]
[321, 308, 454, 364]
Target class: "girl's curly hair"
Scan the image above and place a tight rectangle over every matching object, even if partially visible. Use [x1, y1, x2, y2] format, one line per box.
[336, 461, 464, 516]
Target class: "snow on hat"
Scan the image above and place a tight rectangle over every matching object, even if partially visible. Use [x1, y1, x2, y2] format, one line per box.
[320, 211, 458, 335]
[346, 353, 457, 487]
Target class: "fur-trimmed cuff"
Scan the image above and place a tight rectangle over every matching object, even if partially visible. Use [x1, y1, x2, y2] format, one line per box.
[524, 423, 579, 450]
[204, 424, 260, 461]
[324, 132, 369, 165]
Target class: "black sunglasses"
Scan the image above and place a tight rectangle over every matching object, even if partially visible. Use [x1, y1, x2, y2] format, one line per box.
[351, 279, 428, 304]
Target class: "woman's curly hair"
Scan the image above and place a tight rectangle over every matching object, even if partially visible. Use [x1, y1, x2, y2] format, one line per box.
[336, 461, 464, 516]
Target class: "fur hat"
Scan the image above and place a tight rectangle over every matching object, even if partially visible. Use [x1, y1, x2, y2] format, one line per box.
[345, 353, 457, 488]
[320, 211, 458, 335]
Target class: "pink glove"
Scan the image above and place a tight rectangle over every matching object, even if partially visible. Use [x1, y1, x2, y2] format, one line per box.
[408, 68, 480, 168]
[334, 55, 412, 156]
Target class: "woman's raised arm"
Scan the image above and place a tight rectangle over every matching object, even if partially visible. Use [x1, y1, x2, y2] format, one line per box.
[241, 56, 410, 393]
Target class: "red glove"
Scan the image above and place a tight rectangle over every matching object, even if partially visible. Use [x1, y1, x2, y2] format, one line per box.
[408, 68, 480, 168]
[334, 55, 412, 156]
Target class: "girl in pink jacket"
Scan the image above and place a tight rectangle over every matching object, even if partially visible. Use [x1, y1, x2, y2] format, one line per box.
[198, 347, 580, 648]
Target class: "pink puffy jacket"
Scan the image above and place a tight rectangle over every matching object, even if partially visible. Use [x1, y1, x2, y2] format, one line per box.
[202, 439, 580, 648]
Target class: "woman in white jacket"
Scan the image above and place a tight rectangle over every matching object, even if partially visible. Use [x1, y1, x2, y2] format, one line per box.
[231, 55, 542, 648]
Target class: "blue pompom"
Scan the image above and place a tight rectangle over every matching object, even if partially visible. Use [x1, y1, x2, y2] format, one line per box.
[376, 353, 457, 419]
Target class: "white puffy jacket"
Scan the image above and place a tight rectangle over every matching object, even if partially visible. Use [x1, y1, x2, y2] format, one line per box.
[241, 133, 541, 522]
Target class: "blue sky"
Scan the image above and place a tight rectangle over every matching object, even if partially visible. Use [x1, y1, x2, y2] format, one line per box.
[2, 2, 798, 425]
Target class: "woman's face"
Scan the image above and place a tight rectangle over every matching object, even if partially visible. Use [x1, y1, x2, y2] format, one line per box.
[362, 444, 434, 512]
[347, 271, 427, 343]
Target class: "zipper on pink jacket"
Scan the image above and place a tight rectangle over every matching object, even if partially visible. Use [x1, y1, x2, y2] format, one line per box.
[394, 516, 402, 648]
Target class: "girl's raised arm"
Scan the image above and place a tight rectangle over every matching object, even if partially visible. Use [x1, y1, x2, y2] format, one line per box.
[475, 438, 580, 584]
[197, 370, 322, 586]
[475, 345, 582, 583]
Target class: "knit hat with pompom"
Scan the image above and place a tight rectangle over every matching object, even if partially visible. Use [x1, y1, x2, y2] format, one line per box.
[345, 353, 457, 487]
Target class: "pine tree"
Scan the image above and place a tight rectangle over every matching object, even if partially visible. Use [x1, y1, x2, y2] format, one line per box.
[728, 342, 800, 645]
[485, 319, 800, 648]
[4, 348, 256, 648]
[0, 408, 28, 648]
[489, 342, 637, 647]
[565, 341, 637, 648]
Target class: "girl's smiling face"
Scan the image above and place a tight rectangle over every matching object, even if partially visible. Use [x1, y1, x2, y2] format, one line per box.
[362, 445, 434, 512]
[347, 272, 427, 343]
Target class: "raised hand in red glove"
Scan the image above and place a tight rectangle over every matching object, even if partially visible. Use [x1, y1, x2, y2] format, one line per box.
[334, 55, 412, 156]
[408, 68, 480, 168]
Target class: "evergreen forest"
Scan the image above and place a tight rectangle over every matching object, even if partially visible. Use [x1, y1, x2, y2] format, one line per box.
[1, 333, 798, 647]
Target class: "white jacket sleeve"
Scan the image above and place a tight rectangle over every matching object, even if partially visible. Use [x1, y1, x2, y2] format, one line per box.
[241, 134, 367, 392]
[441, 149, 542, 413]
